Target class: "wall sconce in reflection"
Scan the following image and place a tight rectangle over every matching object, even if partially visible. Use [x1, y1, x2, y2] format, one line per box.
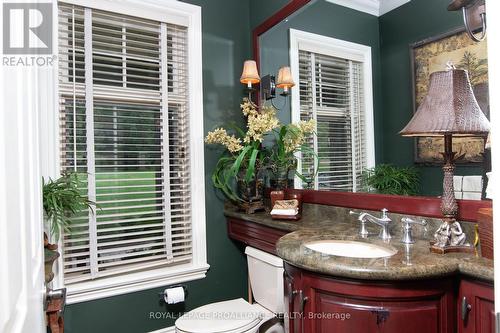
[276, 66, 295, 95]
[448, 0, 486, 42]
[240, 60, 295, 110]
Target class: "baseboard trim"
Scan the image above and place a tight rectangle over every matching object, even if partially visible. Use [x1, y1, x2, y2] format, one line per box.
[149, 326, 176, 333]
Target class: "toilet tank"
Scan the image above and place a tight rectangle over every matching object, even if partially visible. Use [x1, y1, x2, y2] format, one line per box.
[245, 246, 284, 313]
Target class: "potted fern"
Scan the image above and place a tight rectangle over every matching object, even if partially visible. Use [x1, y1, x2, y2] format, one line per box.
[42, 172, 93, 282]
[361, 164, 420, 196]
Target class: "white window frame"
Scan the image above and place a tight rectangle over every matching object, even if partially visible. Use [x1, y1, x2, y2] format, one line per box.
[289, 29, 376, 190]
[41, 0, 207, 304]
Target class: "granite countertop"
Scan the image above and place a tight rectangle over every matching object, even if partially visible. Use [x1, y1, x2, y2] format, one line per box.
[225, 203, 494, 282]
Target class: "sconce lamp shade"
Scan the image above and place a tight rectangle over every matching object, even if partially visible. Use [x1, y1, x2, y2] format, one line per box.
[240, 60, 260, 86]
[399, 69, 490, 137]
[276, 66, 295, 89]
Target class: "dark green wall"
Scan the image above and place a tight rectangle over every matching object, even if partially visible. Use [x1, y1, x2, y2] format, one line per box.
[379, 0, 485, 195]
[258, 0, 384, 163]
[63, 1, 251, 332]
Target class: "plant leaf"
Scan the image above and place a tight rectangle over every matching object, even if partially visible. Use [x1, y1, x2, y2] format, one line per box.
[245, 148, 259, 182]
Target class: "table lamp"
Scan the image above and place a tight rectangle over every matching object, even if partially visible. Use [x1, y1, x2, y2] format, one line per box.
[399, 68, 490, 253]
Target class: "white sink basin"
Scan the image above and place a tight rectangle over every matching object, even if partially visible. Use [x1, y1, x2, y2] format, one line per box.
[304, 240, 397, 259]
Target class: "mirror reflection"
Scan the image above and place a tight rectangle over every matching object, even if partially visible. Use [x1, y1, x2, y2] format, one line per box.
[257, 0, 491, 197]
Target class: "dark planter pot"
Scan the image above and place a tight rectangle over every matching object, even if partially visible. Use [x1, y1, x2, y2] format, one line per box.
[44, 232, 60, 283]
[236, 168, 265, 214]
[269, 177, 293, 190]
[269, 166, 293, 190]
[45, 248, 60, 283]
[236, 169, 264, 202]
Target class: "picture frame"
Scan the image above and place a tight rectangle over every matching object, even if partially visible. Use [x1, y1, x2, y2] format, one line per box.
[409, 27, 489, 165]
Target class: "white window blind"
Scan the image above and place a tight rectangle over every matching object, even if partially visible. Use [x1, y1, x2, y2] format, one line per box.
[299, 50, 367, 191]
[58, 3, 192, 285]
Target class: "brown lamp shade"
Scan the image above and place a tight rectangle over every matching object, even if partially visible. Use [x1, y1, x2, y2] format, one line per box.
[276, 66, 295, 89]
[240, 60, 260, 86]
[399, 69, 490, 137]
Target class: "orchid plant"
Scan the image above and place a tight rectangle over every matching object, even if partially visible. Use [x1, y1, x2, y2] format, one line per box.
[205, 99, 277, 202]
[205, 98, 318, 202]
[267, 120, 317, 188]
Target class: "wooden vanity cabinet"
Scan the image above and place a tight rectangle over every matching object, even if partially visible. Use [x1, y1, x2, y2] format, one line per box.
[458, 279, 495, 333]
[285, 263, 455, 333]
[227, 218, 287, 255]
[226, 217, 494, 333]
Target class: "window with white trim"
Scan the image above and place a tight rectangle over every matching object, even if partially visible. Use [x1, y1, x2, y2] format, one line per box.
[290, 30, 375, 192]
[57, 0, 206, 301]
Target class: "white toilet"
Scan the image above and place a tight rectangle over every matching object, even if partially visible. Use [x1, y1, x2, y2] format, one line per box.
[175, 246, 285, 333]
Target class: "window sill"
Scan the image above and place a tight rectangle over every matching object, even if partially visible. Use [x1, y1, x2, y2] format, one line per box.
[65, 263, 210, 304]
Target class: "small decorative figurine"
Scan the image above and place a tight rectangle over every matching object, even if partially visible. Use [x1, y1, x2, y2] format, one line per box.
[433, 222, 451, 248]
[450, 221, 468, 246]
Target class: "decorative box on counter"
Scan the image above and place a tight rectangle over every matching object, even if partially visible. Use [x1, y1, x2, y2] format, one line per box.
[270, 190, 302, 220]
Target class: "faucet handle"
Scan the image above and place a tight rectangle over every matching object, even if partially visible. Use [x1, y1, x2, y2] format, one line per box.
[400, 217, 427, 244]
[401, 217, 427, 226]
[350, 211, 368, 238]
[381, 208, 389, 219]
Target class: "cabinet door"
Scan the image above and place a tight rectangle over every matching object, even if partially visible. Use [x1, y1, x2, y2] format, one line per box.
[301, 273, 454, 333]
[303, 288, 445, 333]
[458, 279, 495, 333]
[284, 265, 303, 333]
[304, 290, 381, 332]
[379, 299, 444, 333]
[283, 270, 296, 333]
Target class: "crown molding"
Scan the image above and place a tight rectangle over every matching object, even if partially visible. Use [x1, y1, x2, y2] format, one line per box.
[325, 0, 410, 17]
[379, 0, 410, 15]
[325, 0, 379, 16]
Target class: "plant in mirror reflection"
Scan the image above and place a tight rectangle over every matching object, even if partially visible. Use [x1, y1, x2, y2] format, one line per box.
[361, 164, 420, 196]
[266, 119, 318, 189]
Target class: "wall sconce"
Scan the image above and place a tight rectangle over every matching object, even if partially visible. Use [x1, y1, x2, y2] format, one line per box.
[448, 0, 486, 42]
[240, 60, 295, 110]
[240, 60, 260, 89]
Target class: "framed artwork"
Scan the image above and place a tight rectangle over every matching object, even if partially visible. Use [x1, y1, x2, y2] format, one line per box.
[410, 27, 489, 164]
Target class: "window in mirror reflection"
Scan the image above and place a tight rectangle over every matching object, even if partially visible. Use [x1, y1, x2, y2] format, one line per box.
[291, 30, 375, 192]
